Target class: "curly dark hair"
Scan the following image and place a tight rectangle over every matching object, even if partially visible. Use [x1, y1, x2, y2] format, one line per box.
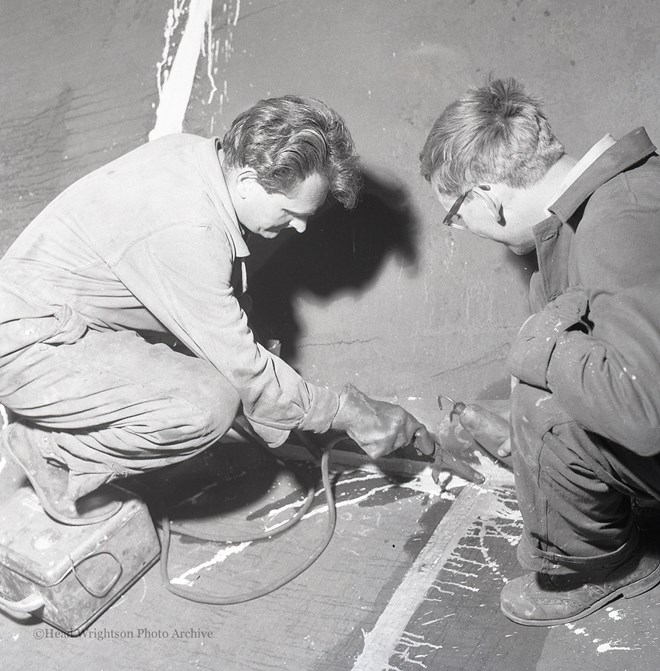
[222, 95, 362, 209]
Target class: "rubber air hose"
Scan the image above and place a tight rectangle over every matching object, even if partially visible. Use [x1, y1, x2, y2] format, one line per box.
[157, 436, 340, 605]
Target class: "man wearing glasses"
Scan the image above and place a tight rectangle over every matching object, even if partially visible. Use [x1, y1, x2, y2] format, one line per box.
[419, 77, 660, 626]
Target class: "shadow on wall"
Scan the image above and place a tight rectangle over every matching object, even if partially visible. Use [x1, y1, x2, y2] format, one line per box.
[245, 169, 420, 362]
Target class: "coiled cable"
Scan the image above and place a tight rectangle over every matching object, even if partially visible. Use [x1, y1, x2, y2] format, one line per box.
[155, 432, 341, 605]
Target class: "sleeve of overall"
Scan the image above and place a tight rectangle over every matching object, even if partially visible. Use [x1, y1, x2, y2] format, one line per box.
[112, 224, 340, 447]
[543, 174, 660, 456]
[545, 285, 660, 456]
[507, 287, 589, 388]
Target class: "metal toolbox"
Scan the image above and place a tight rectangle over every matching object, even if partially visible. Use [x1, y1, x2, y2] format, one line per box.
[0, 484, 159, 636]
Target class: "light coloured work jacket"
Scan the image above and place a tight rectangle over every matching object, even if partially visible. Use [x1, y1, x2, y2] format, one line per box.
[0, 134, 339, 446]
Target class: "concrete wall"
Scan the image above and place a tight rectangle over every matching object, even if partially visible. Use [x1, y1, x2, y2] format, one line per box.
[182, 0, 660, 403]
[0, 0, 167, 252]
[2, 0, 659, 407]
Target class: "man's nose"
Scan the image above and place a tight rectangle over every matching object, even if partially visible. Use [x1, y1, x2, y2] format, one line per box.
[288, 217, 307, 233]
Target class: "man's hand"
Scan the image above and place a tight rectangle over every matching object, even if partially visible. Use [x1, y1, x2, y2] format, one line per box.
[497, 437, 512, 460]
[331, 384, 434, 459]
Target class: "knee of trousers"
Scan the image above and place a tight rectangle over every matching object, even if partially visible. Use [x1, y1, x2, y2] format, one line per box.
[510, 383, 563, 470]
[510, 383, 575, 435]
[510, 384, 593, 485]
[152, 382, 241, 447]
[510, 383, 554, 424]
[192, 385, 241, 442]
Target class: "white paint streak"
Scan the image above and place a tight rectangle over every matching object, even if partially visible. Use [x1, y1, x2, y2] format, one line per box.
[150, 0, 242, 134]
[263, 465, 479, 527]
[431, 487, 523, 595]
[170, 542, 250, 586]
[335, 471, 384, 486]
[404, 468, 455, 496]
[534, 394, 551, 407]
[204, 15, 217, 104]
[420, 613, 455, 626]
[607, 607, 623, 621]
[154, 0, 187, 100]
[150, 0, 213, 140]
[433, 580, 480, 593]
[303, 483, 396, 520]
[351, 485, 495, 671]
[295, 465, 495, 523]
[1, 404, 10, 475]
[394, 631, 442, 667]
[596, 641, 632, 653]
[139, 576, 148, 604]
[264, 470, 382, 521]
[566, 619, 635, 654]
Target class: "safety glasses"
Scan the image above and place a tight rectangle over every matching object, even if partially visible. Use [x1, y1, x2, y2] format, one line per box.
[442, 185, 491, 229]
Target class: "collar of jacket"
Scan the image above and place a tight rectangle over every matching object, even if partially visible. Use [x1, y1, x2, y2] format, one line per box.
[528, 128, 656, 305]
[195, 137, 250, 259]
[549, 127, 656, 224]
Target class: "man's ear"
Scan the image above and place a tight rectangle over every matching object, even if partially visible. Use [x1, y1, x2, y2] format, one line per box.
[473, 185, 505, 225]
[235, 167, 260, 199]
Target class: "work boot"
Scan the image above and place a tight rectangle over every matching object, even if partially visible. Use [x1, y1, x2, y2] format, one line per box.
[2, 421, 122, 526]
[500, 540, 660, 626]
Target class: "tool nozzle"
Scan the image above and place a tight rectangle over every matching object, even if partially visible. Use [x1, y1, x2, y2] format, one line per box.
[437, 394, 456, 411]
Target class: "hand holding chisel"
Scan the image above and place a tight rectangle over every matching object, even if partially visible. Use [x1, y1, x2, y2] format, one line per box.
[414, 429, 485, 485]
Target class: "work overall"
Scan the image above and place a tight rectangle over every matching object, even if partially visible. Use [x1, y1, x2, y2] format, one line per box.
[0, 134, 338, 500]
[510, 128, 660, 576]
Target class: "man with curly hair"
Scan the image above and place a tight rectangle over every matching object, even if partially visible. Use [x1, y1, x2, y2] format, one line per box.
[0, 95, 434, 525]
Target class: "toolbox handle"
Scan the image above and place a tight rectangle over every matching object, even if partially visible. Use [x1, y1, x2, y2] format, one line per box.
[71, 551, 123, 598]
[0, 593, 45, 614]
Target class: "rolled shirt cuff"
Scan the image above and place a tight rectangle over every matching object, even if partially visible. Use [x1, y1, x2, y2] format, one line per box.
[249, 384, 341, 448]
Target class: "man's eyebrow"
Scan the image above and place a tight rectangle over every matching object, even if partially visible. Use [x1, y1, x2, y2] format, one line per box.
[283, 207, 317, 218]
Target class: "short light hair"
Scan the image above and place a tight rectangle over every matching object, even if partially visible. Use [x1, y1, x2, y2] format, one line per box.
[222, 95, 362, 208]
[419, 77, 565, 197]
